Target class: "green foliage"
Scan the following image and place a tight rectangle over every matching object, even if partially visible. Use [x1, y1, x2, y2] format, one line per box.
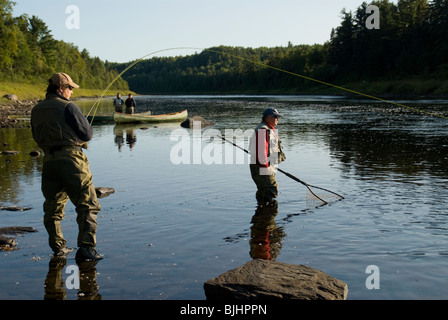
[112, 44, 330, 94]
[0, 1, 128, 90]
[2, 0, 447, 96]
[329, 0, 448, 81]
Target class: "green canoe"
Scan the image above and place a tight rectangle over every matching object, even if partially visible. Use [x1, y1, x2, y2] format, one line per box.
[113, 109, 188, 124]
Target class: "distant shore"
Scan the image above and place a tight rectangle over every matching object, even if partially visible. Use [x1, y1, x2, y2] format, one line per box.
[2, 80, 448, 128]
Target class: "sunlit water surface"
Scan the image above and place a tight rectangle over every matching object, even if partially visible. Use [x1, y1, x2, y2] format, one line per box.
[1, 95, 448, 300]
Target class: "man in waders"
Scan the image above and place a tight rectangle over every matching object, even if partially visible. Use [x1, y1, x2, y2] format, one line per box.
[31, 73, 103, 261]
[249, 108, 286, 206]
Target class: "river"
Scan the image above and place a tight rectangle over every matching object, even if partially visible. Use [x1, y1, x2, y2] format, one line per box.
[1, 95, 448, 300]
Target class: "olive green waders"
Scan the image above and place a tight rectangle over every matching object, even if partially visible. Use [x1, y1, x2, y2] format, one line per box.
[250, 164, 278, 204]
[41, 147, 101, 252]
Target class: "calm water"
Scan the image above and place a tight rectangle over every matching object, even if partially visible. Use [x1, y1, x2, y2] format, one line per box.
[1, 95, 448, 300]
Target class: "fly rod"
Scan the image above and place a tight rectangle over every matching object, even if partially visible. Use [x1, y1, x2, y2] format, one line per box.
[219, 135, 344, 205]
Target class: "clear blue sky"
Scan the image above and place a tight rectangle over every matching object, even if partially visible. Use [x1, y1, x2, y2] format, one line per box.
[12, 0, 386, 63]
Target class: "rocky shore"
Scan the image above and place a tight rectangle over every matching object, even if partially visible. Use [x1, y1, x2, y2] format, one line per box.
[0, 98, 38, 128]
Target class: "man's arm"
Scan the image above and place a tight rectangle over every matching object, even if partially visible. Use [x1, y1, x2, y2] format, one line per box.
[64, 103, 93, 142]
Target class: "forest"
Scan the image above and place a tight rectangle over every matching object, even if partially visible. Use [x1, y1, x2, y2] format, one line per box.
[1, 0, 447, 96]
[0, 0, 128, 90]
[113, 0, 448, 95]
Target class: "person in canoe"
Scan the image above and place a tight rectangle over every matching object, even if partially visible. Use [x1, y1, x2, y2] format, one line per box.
[113, 92, 124, 113]
[249, 108, 286, 206]
[31, 72, 103, 261]
[125, 93, 136, 114]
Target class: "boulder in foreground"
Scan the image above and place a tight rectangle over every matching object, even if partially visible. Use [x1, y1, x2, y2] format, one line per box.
[204, 259, 348, 300]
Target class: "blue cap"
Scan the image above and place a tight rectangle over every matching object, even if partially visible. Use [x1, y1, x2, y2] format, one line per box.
[263, 108, 283, 118]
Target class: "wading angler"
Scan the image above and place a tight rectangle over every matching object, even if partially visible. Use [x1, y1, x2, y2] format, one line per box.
[31, 73, 103, 261]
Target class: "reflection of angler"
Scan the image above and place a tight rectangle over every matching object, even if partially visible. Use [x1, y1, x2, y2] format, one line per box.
[113, 124, 124, 151]
[77, 261, 101, 300]
[44, 257, 101, 300]
[114, 131, 124, 152]
[249, 204, 285, 260]
[44, 257, 67, 300]
[126, 129, 137, 150]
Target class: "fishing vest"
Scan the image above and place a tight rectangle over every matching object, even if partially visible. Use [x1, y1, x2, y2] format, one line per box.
[249, 122, 286, 166]
[31, 94, 85, 150]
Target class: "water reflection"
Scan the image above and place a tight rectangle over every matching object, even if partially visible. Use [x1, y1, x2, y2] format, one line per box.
[113, 124, 137, 151]
[44, 257, 101, 300]
[0, 128, 41, 204]
[249, 202, 285, 260]
[44, 257, 67, 300]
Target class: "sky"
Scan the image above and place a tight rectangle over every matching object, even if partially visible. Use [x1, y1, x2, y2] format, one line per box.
[12, 0, 387, 63]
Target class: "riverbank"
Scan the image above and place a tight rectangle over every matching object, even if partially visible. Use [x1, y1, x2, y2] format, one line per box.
[0, 81, 133, 128]
[2, 79, 448, 128]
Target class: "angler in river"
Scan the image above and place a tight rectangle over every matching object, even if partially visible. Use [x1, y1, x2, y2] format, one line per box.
[30, 73, 103, 261]
[249, 108, 286, 207]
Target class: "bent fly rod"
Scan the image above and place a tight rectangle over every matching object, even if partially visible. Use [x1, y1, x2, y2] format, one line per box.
[219, 135, 344, 206]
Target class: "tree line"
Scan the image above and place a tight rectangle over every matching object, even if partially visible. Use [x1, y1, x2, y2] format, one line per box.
[113, 0, 448, 95]
[0, 0, 128, 90]
[2, 0, 447, 95]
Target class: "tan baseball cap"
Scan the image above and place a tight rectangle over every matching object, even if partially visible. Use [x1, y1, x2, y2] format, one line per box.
[50, 73, 80, 89]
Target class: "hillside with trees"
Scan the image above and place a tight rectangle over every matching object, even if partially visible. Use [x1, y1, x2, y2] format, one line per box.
[2, 0, 447, 97]
[0, 0, 128, 90]
[114, 0, 448, 96]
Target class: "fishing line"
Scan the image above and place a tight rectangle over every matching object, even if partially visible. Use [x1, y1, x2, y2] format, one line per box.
[87, 46, 447, 124]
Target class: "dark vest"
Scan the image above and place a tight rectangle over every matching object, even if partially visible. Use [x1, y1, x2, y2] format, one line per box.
[31, 94, 84, 149]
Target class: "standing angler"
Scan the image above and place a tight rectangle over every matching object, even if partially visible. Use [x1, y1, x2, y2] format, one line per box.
[31, 73, 103, 261]
[249, 108, 286, 206]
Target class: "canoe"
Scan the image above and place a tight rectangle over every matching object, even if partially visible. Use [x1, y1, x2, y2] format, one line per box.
[113, 109, 188, 123]
[87, 115, 114, 122]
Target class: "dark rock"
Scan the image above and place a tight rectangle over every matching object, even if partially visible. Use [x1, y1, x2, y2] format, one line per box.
[0, 206, 32, 212]
[0, 227, 37, 251]
[0, 227, 38, 235]
[204, 259, 348, 300]
[0, 236, 17, 251]
[181, 116, 215, 129]
[95, 187, 115, 198]
[2, 150, 19, 155]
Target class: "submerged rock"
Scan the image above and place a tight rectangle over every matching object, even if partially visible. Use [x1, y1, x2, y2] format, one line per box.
[0, 206, 32, 212]
[0, 236, 17, 251]
[95, 187, 115, 198]
[204, 259, 348, 300]
[0, 226, 38, 251]
[0, 227, 38, 234]
[181, 116, 215, 129]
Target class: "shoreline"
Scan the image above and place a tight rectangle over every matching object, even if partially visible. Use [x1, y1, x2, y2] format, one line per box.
[0, 95, 118, 128]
